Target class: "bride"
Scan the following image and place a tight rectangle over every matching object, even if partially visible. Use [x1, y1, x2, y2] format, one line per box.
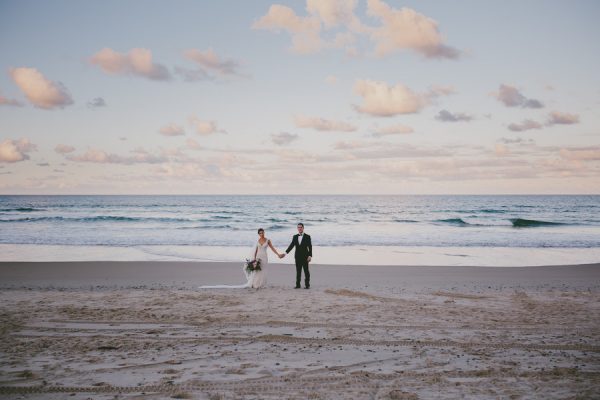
[198, 228, 283, 289]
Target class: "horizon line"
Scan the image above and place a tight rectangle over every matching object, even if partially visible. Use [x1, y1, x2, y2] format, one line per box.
[1, 193, 599, 196]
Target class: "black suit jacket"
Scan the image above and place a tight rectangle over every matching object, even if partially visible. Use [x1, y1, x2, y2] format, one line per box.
[286, 233, 312, 261]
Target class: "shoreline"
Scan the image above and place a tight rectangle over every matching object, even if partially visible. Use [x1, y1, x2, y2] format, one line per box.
[2, 243, 600, 267]
[2, 260, 599, 292]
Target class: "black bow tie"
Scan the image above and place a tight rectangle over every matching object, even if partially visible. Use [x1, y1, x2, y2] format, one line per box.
[298, 234, 303, 236]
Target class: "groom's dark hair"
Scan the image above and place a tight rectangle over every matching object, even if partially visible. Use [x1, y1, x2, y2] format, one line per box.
[297, 222, 304, 227]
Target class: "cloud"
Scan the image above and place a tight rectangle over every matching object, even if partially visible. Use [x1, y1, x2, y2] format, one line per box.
[332, 31, 358, 53]
[547, 111, 579, 125]
[272, 132, 299, 145]
[494, 143, 510, 156]
[146, 152, 259, 181]
[559, 146, 600, 161]
[175, 48, 247, 82]
[498, 137, 536, 145]
[427, 85, 456, 97]
[159, 123, 185, 136]
[189, 116, 227, 135]
[153, 163, 219, 179]
[0, 138, 37, 163]
[294, 114, 357, 131]
[435, 109, 473, 122]
[332, 140, 452, 159]
[344, 46, 360, 57]
[274, 148, 350, 163]
[325, 75, 338, 85]
[346, 142, 452, 159]
[252, 4, 323, 54]
[159, 147, 186, 158]
[523, 99, 544, 108]
[54, 144, 76, 154]
[494, 84, 544, 108]
[0, 90, 24, 107]
[66, 148, 168, 164]
[353, 79, 432, 116]
[372, 124, 413, 137]
[87, 97, 106, 108]
[182, 48, 242, 77]
[306, 0, 359, 28]
[507, 111, 579, 132]
[253, 0, 460, 59]
[507, 119, 543, 132]
[89, 48, 171, 81]
[366, 0, 461, 59]
[173, 66, 213, 82]
[186, 138, 202, 150]
[9, 67, 73, 109]
[334, 140, 375, 150]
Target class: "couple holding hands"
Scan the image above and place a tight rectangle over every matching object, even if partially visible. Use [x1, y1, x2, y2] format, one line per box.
[199, 222, 312, 290]
[254, 222, 312, 289]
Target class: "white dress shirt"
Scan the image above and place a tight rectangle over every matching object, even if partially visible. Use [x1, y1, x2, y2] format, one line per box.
[297, 233, 303, 245]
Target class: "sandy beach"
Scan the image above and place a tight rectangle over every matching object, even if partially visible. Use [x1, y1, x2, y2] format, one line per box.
[3, 0, 599, 397]
[1, 261, 599, 399]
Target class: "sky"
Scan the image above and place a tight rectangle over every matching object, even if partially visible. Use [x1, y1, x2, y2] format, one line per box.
[0, 0, 599, 194]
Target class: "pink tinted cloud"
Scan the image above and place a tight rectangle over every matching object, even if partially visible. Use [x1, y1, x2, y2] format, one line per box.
[294, 115, 357, 132]
[66, 148, 168, 164]
[9, 67, 73, 109]
[547, 111, 579, 125]
[89, 48, 171, 81]
[54, 144, 76, 154]
[0, 90, 24, 107]
[366, 0, 461, 59]
[494, 84, 543, 108]
[353, 79, 432, 116]
[159, 123, 185, 137]
[0, 138, 37, 163]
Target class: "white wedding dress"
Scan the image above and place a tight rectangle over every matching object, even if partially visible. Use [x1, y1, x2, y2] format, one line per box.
[198, 239, 269, 289]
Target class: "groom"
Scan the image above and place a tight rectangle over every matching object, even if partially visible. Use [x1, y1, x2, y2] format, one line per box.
[280, 222, 312, 289]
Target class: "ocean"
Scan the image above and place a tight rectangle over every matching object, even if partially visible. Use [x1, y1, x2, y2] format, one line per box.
[1, 195, 599, 266]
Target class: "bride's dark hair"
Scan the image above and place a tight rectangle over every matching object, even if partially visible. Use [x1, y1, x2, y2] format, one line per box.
[257, 228, 264, 234]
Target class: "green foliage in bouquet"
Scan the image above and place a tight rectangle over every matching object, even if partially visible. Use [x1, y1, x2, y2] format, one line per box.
[245, 258, 262, 273]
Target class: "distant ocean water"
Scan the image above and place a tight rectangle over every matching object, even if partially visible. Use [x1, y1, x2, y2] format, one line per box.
[1, 195, 599, 266]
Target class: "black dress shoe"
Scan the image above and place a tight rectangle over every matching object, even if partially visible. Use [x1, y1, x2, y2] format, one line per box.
[294, 286, 301, 289]
[304, 286, 310, 289]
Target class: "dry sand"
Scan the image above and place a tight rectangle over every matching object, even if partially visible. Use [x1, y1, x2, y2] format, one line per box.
[0, 261, 599, 399]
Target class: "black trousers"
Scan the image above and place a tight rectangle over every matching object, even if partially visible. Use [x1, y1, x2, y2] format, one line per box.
[295, 259, 310, 287]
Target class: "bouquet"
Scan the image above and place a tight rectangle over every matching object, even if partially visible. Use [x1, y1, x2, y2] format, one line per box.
[245, 258, 262, 273]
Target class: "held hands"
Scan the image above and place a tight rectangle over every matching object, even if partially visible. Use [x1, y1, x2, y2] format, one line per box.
[279, 253, 285, 259]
